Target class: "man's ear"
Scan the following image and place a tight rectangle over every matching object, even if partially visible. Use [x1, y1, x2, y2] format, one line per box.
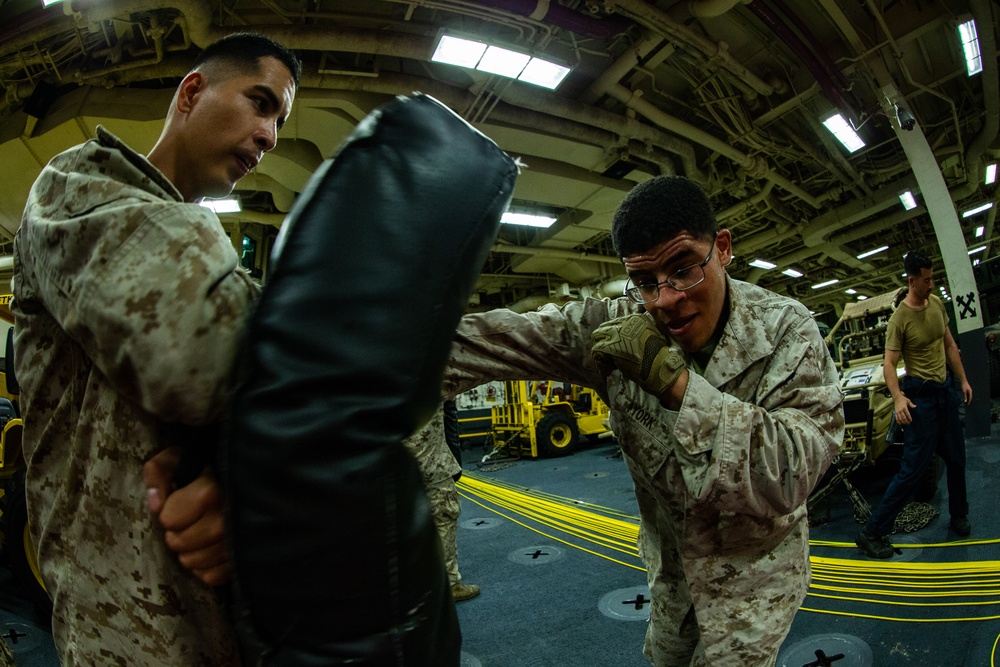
[717, 228, 734, 268]
[175, 71, 206, 114]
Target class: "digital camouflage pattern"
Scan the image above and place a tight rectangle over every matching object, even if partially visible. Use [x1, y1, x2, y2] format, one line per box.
[12, 126, 256, 665]
[445, 277, 845, 666]
[402, 406, 464, 584]
[0, 634, 13, 667]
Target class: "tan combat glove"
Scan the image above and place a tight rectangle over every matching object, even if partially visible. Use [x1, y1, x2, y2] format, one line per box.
[591, 314, 686, 397]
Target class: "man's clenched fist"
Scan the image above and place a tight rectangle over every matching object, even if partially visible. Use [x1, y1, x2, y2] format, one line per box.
[591, 314, 686, 397]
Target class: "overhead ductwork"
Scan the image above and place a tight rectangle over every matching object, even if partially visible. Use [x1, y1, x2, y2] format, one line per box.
[475, 0, 633, 38]
[612, 0, 775, 98]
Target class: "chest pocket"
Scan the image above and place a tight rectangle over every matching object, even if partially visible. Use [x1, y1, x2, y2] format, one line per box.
[606, 373, 676, 487]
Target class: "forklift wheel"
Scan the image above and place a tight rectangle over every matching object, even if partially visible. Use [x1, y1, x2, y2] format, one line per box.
[536, 413, 579, 458]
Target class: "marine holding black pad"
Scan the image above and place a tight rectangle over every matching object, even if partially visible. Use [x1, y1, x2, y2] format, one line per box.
[225, 93, 518, 665]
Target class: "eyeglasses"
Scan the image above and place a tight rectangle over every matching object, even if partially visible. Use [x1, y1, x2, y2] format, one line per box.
[623, 235, 717, 304]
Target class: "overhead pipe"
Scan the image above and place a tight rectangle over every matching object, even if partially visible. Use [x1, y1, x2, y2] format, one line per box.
[0, 6, 77, 60]
[687, 0, 748, 18]
[860, 0, 971, 194]
[611, 0, 776, 98]
[596, 278, 629, 298]
[483, 81, 704, 179]
[579, 33, 663, 105]
[744, 1, 857, 120]
[578, 3, 820, 206]
[60, 0, 703, 178]
[766, 204, 925, 274]
[766, 0, 852, 93]
[603, 83, 822, 207]
[735, 225, 799, 257]
[576, 31, 696, 179]
[59, 0, 808, 200]
[55, 0, 808, 207]
[490, 243, 621, 265]
[716, 180, 775, 221]
[475, 0, 633, 38]
[862, 0, 998, 216]
[798, 184, 907, 248]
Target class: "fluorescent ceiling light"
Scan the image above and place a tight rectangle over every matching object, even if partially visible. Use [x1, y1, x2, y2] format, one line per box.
[845, 288, 857, 294]
[986, 163, 997, 185]
[811, 279, 839, 289]
[41, 0, 63, 5]
[477, 45, 531, 77]
[518, 58, 571, 89]
[782, 268, 803, 278]
[822, 113, 865, 153]
[200, 197, 241, 213]
[962, 202, 993, 217]
[748, 258, 777, 270]
[431, 34, 571, 89]
[976, 226, 985, 237]
[968, 245, 987, 255]
[857, 295, 868, 300]
[958, 19, 983, 76]
[856, 245, 889, 260]
[899, 191, 918, 210]
[431, 35, 488, 68]
[501, 211, 557, 228]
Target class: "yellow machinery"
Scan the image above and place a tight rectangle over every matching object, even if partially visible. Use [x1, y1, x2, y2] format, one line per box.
[824, 288, 905, 467]
[810, 289, 905, 522]
[486, 380, 611, 459]
[0, 293, 49, 613]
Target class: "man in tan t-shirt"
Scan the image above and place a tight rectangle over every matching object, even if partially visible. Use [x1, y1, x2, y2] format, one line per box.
[855, 250, 973, 558]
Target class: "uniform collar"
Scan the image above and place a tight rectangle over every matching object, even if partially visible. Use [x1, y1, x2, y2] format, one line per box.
[95, 125, 185, 202]
[701, 275, 776, 387]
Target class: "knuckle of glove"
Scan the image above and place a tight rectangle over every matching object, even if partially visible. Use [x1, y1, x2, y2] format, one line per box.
[638, 344, 685, 396]
[592, 314, 666, 374]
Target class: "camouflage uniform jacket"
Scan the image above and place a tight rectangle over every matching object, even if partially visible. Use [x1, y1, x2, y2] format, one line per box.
[12, 126, 255, 665]
[402, 406, 462, 486]
[445, 277, 844, 662]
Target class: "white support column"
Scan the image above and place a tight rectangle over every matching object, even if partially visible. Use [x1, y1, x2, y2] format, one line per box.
[882, 83, 990, 436]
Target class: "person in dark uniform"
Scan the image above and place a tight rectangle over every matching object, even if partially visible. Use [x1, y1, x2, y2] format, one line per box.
[856, 250, 972, 558]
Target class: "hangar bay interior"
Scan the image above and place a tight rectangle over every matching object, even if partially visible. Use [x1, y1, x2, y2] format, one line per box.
[0, 1, 999, 666]
[0, 0, 997, 321]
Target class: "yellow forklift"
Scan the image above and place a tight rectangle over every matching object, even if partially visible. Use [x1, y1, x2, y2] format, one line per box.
[485, 380, 611, 459]
[0, 294, 49, 614]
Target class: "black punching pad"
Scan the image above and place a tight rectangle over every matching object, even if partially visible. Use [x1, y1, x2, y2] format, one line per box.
[226, 94, 517, 665]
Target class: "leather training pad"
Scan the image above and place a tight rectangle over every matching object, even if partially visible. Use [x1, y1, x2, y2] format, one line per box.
[226, 94, 518, 665]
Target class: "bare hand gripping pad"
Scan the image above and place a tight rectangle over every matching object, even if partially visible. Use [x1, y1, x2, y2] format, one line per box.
[225, 94, 517, 665]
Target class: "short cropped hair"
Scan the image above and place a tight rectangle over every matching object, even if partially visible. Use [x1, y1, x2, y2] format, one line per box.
[611, 176, 718, 257]
[904, 250, 932, 277]
[193, 32, 302, 88]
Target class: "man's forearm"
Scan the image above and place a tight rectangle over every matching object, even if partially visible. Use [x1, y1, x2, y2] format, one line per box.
[945, 344, 968, 384]
[883, 361, 902, 399]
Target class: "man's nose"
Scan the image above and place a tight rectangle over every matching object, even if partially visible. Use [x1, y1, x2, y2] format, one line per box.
[255, 122, 278, 152]
[651, 283, 685, 310]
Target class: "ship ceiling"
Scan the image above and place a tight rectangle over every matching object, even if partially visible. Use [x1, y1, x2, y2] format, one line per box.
[0, 0, 996, 319]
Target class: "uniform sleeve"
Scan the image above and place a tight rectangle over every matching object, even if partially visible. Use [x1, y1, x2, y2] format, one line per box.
[401, 406, 461, 484]
[23, 197, 257, 424]
[672, 312, 845, 518]
[885, 311, 903, 352]
[445, 297, 637, 397]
